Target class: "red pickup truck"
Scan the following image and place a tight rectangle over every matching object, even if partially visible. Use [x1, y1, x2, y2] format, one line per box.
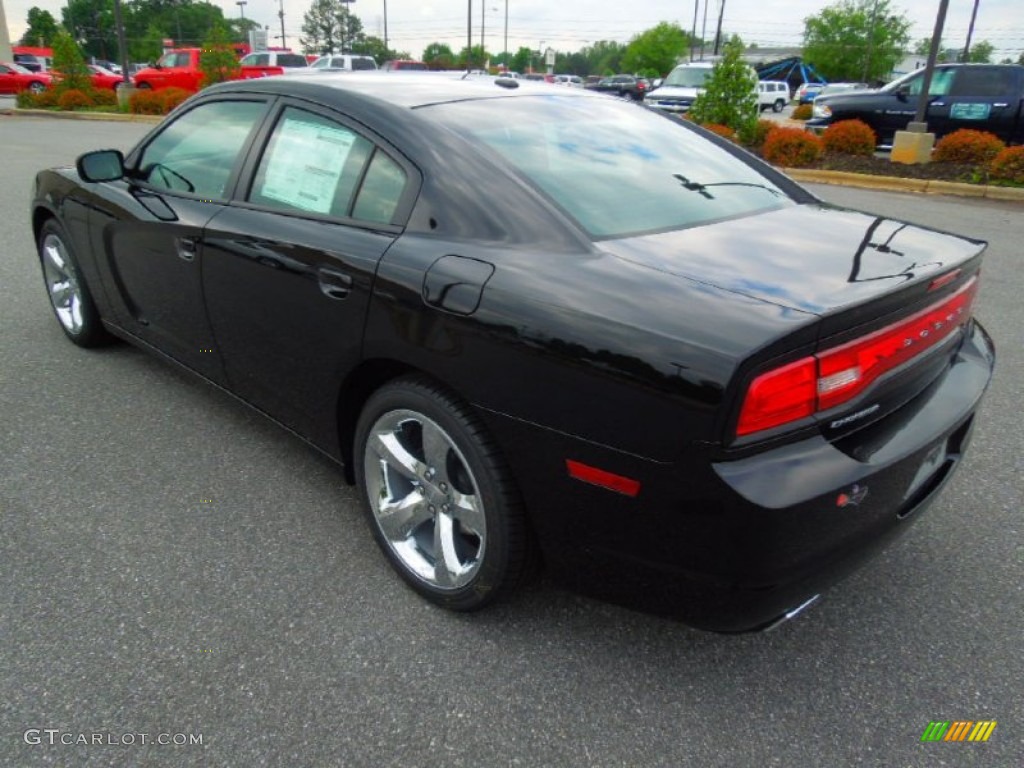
[132, 48, 283, 92]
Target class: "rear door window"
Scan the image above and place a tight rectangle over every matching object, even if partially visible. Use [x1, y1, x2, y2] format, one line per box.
[247, 106, 408, 225]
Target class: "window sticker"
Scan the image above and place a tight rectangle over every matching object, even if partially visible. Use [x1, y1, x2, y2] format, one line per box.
[260, 117, 356, 214]
[950, 103, 992, 120]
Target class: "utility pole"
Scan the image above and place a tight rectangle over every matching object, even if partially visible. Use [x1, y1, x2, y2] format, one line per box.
[862, 0, 879, 82]
[962, 0, 980, 62]
[503, 0, 508, 66]
[466, 0, 472, 72]
[690, 0, 699, 61]
[713, 0, 726, 56]
[481, 0, 485, 62]
[277, 0, 286, 49]
[0, 0, 13, 64]
[383, 0, 388, 57]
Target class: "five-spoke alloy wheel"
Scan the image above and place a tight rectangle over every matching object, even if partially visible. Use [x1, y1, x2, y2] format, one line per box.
[356, 378, 531, 610]
[38, 220, 110, 347]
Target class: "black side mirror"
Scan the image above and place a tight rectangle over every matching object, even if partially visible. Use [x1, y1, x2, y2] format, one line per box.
[896, 85, 911, 102]
[77, 149, 125, 183]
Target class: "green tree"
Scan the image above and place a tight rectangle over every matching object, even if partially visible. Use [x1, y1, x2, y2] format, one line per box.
[803, 0, 911, 82]
[52, 29, 93, 93]
[300, 0, 365, 55]
[63, 0, 116, 60]
[965, 40, 994, 63]
[689, 35, 758, 142]
[199, 24, 240, 86]
[457, 45, 489, 70]
[354, 35, 404, 63]
[621, 22, 690, 78]
[21, 7, 61, 47]
[422, 42, 455, 70]
[1019, 51, 1024, 66]
[300, 0, 341, 54]
[582, 40, 625, 75]
[509, 45, 532, 74]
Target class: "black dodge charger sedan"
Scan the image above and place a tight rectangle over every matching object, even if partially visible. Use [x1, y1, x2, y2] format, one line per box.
[30, 72, 995, 631]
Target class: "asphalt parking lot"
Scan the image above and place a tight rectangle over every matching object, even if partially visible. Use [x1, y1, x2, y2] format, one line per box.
[1, 114, 1021, 767]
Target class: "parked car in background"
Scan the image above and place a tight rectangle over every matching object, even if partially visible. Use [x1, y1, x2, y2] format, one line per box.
[0, 62, 53, 94]
[382, 60, 428, 71]
[644, 62, 715, 112]
[553, 74, 584, 87]
[30, 73, 995, 632]
[815, 82, 871, 99]
[132, 48, 285, 92]
[588, 74, 649, 100]
[310, 54, 378, 71]
[14, 53, 44, 72]
[522, 72, 555, 83]
[756, 80, 790, 112]
[795, 82, 826, 104]
[809, 64, 1024, 144]
[87, 64, 124, 91]
[239, 50, 309, 77]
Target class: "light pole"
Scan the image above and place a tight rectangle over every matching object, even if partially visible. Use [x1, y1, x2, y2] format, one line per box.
[503, 0, 508, 67]
[383, 0, 388, 57]
[236, 0, 246, 19]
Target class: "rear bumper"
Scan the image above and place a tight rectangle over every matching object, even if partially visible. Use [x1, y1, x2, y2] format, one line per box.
[485, 320, 995, 631]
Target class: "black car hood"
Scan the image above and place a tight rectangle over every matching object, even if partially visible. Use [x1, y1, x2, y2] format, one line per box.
[600, 203, 985, 317]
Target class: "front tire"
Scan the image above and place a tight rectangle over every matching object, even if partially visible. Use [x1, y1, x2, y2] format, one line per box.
[28, 81, 46, 94]
[355, 377, 532, 611]
[38, 219, 112, 347]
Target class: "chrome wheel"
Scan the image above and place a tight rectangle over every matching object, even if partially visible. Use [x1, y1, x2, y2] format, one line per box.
[41, 232, 84, 335]
[364, 408, 487, 590]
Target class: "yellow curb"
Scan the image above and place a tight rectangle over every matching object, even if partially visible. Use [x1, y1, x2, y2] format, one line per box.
[0, 107, 162, 124]
[784, 167, 1024, 203]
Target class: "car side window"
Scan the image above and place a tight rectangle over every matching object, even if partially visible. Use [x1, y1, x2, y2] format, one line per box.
[951, 67, 1015, 97]
[352, 150, 407, 225]
[136, 100, 265, 199]
[249, 107, 374, 218]
[905, 69, 955, 97]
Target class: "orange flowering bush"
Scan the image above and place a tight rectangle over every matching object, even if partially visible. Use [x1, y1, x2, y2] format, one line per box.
[988, 146, 1024, 184]
[933, 129, 1005, 164]
[821, 119, 876, 156]
[762, 127, 823, 167]
[129, 89, 165, 115]
[57, 89, 94, 110]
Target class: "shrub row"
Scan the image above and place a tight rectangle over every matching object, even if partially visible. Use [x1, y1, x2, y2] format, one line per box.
[128, 87, 192, 115]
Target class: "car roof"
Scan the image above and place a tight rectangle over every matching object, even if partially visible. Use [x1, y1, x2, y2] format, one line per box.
[204, 71, 597, 109]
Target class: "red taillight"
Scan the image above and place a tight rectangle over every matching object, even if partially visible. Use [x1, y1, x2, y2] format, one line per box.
[736, 276, 978, 438]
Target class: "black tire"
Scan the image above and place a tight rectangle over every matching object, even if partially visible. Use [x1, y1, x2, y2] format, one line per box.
[136, 82, 152, 90]
[355, 376, 533, 611]
[772, 99, 785, 113]
[28, 81, 46, 94]
[37, 219, 113, 347]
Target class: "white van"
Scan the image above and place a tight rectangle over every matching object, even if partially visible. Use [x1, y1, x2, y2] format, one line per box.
[757, 80, 790, 112]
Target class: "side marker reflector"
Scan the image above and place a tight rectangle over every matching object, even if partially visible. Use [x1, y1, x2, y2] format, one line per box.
[566, 460, 641, 497]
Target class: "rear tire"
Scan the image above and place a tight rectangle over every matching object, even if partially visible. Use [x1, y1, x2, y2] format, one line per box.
[772, 99, 785, 113]
[355, 377, 533, 611]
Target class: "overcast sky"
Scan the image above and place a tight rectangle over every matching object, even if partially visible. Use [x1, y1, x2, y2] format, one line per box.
[6, 0, 1024, 63]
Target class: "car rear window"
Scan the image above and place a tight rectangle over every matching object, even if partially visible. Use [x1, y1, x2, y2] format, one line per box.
[424, 96, 791, 239]
[352, 58, 377, 70]
[276, 54, 308, 68]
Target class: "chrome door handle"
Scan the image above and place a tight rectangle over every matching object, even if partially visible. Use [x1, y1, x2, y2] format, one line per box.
[176, 237, 198, 262]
